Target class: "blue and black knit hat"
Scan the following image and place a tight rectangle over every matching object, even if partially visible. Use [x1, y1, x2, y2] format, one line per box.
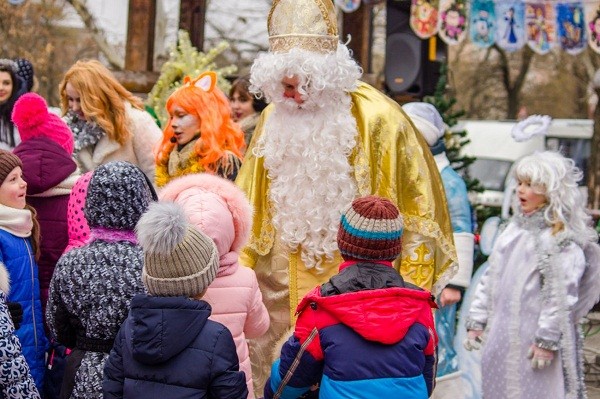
[337, 195, 404, 261]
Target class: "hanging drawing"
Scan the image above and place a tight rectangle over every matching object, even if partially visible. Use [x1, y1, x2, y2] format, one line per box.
[410, 0, 440, 39]
[336, 0, 361, 13]
[586, 2, 600, 54]
[496, 1, 526, 52]
[525, 2, 556, 55]
[439, 0, 469, 45]
[556, 2, 586, 55]
[470, 0, 496, 48]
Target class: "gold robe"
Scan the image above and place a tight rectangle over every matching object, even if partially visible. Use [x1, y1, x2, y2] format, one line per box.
[235, 81, 457, 393]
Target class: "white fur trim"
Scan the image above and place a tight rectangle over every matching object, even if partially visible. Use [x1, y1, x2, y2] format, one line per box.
[511, 115, 551, 142]
[448, 232, 475, 288]
[0, 262, 10, 295]
[136, 202, 188, 254]
[409, 113, 443, 146]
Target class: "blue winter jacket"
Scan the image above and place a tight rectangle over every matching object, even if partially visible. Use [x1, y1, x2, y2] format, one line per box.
[265, 262, 438, 399]
[103, 294, 248, 399]
[0, 229, 48, 391]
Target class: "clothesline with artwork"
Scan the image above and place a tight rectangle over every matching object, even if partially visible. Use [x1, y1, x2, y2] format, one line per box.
[410, 0, 600, 55]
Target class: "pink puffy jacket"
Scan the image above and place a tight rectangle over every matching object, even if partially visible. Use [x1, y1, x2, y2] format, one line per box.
[159, 173, 269, 398]
[63, 171, 93, 253]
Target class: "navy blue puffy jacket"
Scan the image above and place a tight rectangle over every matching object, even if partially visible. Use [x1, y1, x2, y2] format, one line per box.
[103, 294, 248, 398]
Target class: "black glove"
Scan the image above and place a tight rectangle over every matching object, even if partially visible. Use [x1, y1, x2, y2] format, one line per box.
[7, 301, 23, 330]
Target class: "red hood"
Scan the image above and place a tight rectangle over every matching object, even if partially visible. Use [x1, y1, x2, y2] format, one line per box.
[297, 287, 437, 345]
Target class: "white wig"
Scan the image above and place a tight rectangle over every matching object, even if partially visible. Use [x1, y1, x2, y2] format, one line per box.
[249, 43, 362, 106]
[514, 151, 597, 243]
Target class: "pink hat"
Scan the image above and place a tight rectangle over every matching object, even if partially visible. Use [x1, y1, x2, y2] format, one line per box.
[12, 93, 74, 154]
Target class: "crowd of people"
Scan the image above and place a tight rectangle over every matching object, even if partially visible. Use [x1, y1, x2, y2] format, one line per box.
[0, 0, 599, 398]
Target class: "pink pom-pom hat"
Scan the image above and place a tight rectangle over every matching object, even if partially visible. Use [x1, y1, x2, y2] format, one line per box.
[11, 93, 74, 154]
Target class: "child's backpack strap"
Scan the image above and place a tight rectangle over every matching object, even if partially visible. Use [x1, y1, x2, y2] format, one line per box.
[273, 327, 319, 399]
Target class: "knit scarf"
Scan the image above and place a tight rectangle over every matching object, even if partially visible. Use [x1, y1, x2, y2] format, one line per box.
[0, 203, 33, 237]
[65, 111, 106, 154]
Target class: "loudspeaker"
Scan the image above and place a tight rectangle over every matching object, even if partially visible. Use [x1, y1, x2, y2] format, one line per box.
[385, 0, 446, 98]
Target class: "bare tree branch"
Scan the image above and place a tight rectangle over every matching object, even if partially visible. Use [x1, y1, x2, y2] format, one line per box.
[64, 0, 125, 69]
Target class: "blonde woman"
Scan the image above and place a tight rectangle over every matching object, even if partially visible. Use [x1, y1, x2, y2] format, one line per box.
[60, 60, 161, 180]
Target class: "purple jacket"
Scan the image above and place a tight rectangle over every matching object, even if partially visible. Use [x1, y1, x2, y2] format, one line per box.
[13, 137, 77, 315]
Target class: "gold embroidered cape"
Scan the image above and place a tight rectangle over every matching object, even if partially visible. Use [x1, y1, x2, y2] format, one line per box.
[236, 81, 457, 317]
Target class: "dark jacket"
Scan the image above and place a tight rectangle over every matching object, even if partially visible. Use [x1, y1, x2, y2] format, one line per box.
[265, 262, 438, 399]
[13, 137, 77, 312]
[103, 294, 248, 399]
[46, 236, 145, 399]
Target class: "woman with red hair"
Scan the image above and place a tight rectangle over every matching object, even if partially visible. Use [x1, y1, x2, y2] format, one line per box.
[155, 71, 245, 187]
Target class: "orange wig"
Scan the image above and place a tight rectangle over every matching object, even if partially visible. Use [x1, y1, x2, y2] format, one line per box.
[155, 72, 245, 173]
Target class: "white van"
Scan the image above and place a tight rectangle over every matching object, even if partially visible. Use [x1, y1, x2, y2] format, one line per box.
[456, 119, 593, 208]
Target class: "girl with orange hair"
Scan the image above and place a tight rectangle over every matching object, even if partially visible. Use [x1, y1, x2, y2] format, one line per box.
[60, 60, 162, 181]
[155, 71, 245, 187]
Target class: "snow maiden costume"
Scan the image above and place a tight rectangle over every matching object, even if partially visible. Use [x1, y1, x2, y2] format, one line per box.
[467, 208, 600, 399]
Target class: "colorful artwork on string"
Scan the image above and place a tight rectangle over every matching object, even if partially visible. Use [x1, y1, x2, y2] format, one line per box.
[586, 3, 600, 54]
[496, 2, 525, 52]
[439, 0, 469, 45]
[556, 2, 586, 55]
[410, 0, 440, 39]
[336, 0, 361, 13]
[525, 2, 556, 55]
[470, 0, 496, 48]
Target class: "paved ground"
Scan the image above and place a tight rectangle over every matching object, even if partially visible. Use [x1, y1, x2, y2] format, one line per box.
[585, 313, 600, 398]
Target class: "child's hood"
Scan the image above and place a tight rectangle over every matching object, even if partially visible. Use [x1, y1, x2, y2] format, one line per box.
[129, 294, 211, 365]
[13, 137, 77, 195]
[158, 173, 253, 256]
[297, 286, 436, 345]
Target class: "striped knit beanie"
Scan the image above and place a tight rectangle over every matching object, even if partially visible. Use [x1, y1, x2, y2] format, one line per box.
[0, 150, 22, 186]
[337, 195, 404, 261]
[136, 201, 219, 298]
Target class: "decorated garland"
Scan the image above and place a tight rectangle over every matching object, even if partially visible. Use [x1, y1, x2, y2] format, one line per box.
[396, 0, 600, 55]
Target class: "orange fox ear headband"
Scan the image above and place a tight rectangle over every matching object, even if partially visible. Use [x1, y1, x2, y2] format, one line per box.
[183, 71, 217, 92]
[168, 71, 218, 144]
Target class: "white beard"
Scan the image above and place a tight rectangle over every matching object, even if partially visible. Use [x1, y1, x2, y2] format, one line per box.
[253, 93, 358, 271]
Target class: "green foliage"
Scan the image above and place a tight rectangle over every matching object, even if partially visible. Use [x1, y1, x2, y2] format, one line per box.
[146, 30, 237, 127]
[424, 63, 484, 194]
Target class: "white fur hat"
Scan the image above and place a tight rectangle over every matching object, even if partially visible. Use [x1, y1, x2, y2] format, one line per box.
[402, 102, 446, 147]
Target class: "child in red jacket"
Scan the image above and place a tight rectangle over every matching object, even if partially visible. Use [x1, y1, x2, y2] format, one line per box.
[265, 195, 438, 399]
